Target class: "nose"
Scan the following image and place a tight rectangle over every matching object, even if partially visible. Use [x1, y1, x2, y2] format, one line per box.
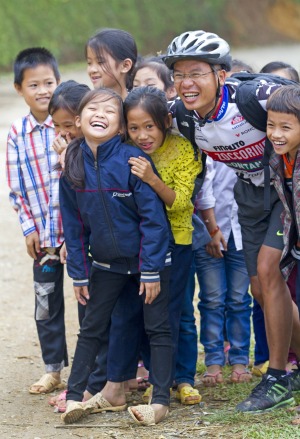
[37, 84, 48, 95]
[138, 130, 148, 140]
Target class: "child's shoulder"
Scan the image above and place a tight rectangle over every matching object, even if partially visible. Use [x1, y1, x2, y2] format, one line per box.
[121, 141, 144, 157]
[166, 132, 194, 151]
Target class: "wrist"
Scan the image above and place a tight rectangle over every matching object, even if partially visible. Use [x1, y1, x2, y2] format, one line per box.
[209, 225, 220, 238]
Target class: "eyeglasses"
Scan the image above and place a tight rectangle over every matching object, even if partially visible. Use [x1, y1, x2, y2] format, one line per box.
[172, 70, 215, 84]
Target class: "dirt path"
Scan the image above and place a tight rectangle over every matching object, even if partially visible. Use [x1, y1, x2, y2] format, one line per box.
[0, 44, 300, 438]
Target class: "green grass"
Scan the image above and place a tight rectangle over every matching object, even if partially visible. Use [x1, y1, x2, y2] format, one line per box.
[193, 364, 300, 438]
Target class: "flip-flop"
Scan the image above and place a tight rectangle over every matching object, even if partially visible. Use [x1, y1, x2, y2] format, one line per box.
[84, 392, 127, 414]
[230, 368, 252, 383]
[29, 374, 65, 394]
[48, 389, 67, 407]
[175, 385, 201, 405]
[202, 370, 224, 387]
[128, 405, 169, 426]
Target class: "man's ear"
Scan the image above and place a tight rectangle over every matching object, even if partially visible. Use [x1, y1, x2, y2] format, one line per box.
[14, 83, 23, 96]
[121, 58, 133, 74]
[218, 69, 227, 86]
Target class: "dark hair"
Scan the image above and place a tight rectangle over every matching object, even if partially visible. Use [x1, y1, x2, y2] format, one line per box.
[48, 80, 90, 116]
[86, 28, 138, 89]
[14, 47, 60, 85]
[230, 58, 254, 74]
[266, 85, 300, 122]
[64, 88, 125, 188]
[260, 61, 299, 82]
[131, 59, 174, 91]
[124, 86, 170, 141]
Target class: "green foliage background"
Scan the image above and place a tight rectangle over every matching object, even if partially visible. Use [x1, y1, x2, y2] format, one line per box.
[0, 0, 299, 70]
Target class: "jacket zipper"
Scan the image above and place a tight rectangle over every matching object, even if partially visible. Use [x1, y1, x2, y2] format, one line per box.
[95, 153, 121, 259]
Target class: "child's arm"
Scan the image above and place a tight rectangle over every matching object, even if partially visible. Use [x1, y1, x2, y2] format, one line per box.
[129, 171, 170, 291]
[194, 158, 227, 256]
[59, 176, 91, 290]
[129, 136, 201, 211]
[129, 156, 175, 207]
[6, 130, 38, 241]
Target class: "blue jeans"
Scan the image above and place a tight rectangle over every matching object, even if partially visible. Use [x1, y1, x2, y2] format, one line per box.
[195, 232, 252, 366]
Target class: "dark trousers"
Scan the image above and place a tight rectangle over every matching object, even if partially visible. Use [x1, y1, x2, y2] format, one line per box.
[67, 267, 173, 406]
[33, 248, 68, 370]
[105, 244, 192, 385]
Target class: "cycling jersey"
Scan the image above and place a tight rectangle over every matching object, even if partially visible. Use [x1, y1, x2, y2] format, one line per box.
[170, 81, 281, 187]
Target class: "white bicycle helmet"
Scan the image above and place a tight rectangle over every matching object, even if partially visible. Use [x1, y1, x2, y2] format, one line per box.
[163, 30, 232, 71]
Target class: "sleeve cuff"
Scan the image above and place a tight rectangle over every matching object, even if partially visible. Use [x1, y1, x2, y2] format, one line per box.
[73, 279, 89, 287]
[140, 272, 160, 283]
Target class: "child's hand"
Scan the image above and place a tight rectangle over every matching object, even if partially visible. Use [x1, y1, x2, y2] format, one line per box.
[128, 156, 155, 184]
[52, 134, 68, 155]
[59, 242, 67, 264]
[139, 281, 161, 304]
[205, 230, 227, 258]
[25, 231, 40, 259]
[73, 285, 90, 305]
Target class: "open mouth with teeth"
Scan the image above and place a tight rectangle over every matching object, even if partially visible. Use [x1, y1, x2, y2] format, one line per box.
[91, 121, 107, 129]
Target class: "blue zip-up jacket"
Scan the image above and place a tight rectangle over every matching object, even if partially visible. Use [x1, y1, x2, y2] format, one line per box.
[59, 135, 170, 286]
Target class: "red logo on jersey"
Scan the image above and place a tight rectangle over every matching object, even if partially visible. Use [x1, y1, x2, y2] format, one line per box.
[231, 115, 244, 125]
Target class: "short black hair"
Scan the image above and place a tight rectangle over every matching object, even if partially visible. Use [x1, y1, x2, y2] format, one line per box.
[266, 85, 300, 122]
[14, 47, 60, 86]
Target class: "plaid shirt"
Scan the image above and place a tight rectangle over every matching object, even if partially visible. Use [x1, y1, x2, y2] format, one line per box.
[6, 112, 64, 248]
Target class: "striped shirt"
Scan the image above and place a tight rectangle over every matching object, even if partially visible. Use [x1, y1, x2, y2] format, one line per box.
[6, 112, 64, 248]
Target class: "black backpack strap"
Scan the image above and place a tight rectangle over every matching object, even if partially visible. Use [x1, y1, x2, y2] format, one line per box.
[263, 138, 273, 212]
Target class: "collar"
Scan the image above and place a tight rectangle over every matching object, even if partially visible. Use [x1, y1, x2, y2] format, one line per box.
[81, 134, 123, 161]
[25, 113, 54, 134]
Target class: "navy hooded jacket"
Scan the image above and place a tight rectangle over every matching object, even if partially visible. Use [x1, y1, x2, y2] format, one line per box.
[59, 135, 171, 286]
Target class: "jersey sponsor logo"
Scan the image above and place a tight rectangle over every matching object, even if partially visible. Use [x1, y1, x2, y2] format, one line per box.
[231, 115, 244, 125]
[204, 139, 266, 172]
[112, 192, 132, 198]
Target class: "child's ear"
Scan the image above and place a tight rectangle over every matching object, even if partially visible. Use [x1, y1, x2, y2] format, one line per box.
[14, 83, 23, 96]
[121, 58, 133, 74]
[166, 85, 177, 100]
[75, 115, 81, 128]
[166, 113, 173, 129]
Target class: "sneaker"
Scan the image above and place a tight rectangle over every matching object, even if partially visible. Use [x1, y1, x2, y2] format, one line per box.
[288, 369, 300, 391]
[235, 375, 295, 413]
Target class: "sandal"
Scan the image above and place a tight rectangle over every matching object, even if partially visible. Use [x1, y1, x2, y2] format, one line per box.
[49, 389, 67, 413]
[142, 385, 153, 404]
[251, 361, 269, 377]
[61, 401, 91, 424]
[128, 405, 169, 426]
[84, 392, 127, 414]
[29, 374, 65, 394]
[202, 370, 224, 387]
[175, 385, 201, 405]
[230, 367, 252, 383]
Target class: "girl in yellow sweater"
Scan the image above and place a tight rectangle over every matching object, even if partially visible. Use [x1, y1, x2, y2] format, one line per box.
[123, 86, 202, 421]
